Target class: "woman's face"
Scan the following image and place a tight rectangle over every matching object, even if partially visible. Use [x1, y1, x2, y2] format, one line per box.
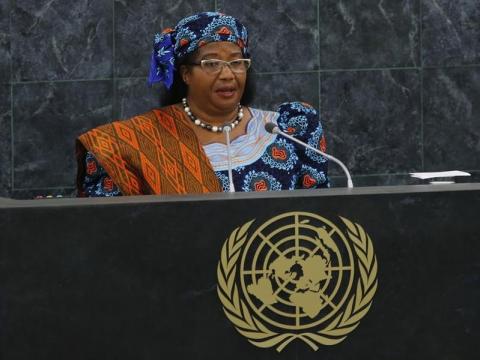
[181, 41, 247, 113]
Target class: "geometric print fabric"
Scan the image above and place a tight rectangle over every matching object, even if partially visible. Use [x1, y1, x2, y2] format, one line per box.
[76, 105, 221, 196]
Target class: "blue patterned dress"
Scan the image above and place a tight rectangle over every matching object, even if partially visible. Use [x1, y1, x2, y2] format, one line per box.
[81, 102, 329, 196]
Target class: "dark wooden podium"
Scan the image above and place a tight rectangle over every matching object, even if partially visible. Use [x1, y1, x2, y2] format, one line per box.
[1, 184, 479, 359]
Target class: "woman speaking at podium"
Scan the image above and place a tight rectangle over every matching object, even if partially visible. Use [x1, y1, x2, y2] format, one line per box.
[76, 12, 329, 197]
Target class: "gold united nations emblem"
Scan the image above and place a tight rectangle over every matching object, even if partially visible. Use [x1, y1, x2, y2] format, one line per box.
[217, 212, 378, 352]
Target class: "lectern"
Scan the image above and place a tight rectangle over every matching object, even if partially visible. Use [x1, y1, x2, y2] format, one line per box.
[1, 184, 479, 359]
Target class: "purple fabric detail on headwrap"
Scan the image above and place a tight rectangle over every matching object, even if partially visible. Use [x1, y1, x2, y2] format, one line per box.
[148, 30, 176, 88]
[148, 12, 249, 89]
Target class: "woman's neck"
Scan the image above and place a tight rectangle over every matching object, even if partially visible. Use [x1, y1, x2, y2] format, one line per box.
[177, 102, 253, 146]
[185, 97, 238, 126]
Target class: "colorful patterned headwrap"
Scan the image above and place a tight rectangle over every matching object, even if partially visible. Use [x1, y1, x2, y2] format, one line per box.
[148, 12, 249, 89]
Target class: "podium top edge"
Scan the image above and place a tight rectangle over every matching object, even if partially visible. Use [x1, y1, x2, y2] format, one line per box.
[1, 183, 479, 209]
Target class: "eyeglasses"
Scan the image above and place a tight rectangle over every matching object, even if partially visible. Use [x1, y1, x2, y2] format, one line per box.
[189, 59, 251, 74]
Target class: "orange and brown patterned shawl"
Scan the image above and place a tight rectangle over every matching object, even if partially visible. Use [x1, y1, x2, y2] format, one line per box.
[76, 105, 221, 196]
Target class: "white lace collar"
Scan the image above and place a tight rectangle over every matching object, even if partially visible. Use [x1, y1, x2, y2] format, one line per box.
[203, 108, 279, 171]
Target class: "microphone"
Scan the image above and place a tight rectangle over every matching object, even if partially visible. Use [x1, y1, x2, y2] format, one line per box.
[265, 123, 353, 188]
[223, 126, 236, 192]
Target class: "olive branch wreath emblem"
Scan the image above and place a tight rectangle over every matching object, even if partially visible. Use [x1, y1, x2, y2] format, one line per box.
[216, 215, 378, 352]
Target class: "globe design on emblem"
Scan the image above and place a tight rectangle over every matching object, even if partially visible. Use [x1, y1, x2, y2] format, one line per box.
[240, 212, 355, 330]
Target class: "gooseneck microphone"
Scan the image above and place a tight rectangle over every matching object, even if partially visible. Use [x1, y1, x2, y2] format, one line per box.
[265, 123, 353, 188]
[223, 126, 236, 192]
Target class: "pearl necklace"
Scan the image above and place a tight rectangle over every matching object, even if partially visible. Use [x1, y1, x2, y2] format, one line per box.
[182, 98, 244, 133]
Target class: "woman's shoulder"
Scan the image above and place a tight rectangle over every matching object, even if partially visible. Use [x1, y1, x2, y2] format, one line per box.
[81, 106, 181, 136]
[275, 101, 319, 125]
[276, 101, 318, 115]
[118, 105, 180, 125]
[248, 107, 279, 122]
[250, 101, 318, 119]
[251, 101, 321, 138]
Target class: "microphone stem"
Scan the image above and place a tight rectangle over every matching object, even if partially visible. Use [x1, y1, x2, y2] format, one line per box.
[224, 126, 236, 193]
[274, 129, 353, 189]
